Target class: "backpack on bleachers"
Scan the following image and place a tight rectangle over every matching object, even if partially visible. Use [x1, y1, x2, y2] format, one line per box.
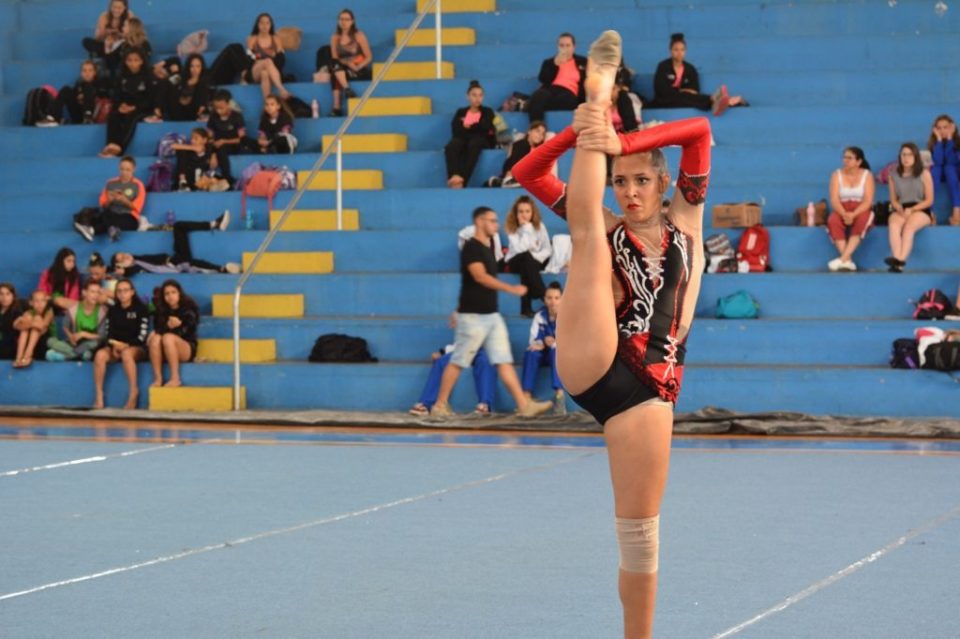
[146, 160, 174, 192]
[308, 334, 378, 363]
[716, 290, 759, 319]
[736, 224, 771, 272]
[704, 233, 737, 273]
[241, 170, 283, 213]
[922, 341, 960, 371]
[23, 86, 58, 126]
[156, 133, 186, 158]
[890, 338, 920, 369]
[913, 289, 954, 320]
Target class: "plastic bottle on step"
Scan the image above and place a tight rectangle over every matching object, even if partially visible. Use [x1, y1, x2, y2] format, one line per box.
[806, 202, 816, 227]
[245, 208, 255, 230]
[166, 210, 176, 227]
[311, 99, 320, 119]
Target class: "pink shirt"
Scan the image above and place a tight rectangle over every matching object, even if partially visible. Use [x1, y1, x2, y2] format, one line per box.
[38, 269, 80, 300]
[672, 64, 684, 89]
[553, 58, 580, 96]
[462, 110, 481, 128]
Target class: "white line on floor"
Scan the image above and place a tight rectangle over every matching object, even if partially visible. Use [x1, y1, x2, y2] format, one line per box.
[0, 451, 596, 602]
[0, 444, 177, 478]
[710, 503, 960, 638]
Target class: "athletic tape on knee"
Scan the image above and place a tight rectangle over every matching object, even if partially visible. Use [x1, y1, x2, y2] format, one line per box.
[615, 515, 660, 573]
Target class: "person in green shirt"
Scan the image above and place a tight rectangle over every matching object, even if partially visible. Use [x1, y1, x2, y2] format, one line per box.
[46, 280, 108, 362]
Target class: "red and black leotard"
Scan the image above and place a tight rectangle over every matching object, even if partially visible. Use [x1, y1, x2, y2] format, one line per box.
[512, 118, 711, 416]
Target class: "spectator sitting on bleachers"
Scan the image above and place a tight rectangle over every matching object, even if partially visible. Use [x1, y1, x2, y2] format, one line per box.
[110, 212, 238, 276]
[257, 95, 297, 154]
[170, 128, 228, 192]
[490, 120, 548, 188]
[106, 16, 152, 80]
[207, 89, 251, 186]
[93, 278, 149, 409]
[45, 280, 107, 362]
[409, 340, 496, 416]
[886, 142, 935, 273]
[55, 60, 110, 125]
[38, 247, 81, 312]
[928, 114, 960, 226]
[74, 156, 146, 242]
[11, 290, 53, 369]
[0, 283, 23, 361]
[827, 146, 876, 272]
[610, 84, 639, 133]
[86, 253, 116, 303]
[328, 9, 373, 117]
[81, 0, 133, 61]
[444, 80, 496, 189]
[246, 13, 290, 100]
[505, 195, 552, 317]
[651, 33, 746, 116]
[521, 281, 565, 412]
[98, 49, 155, 158]
[156, 54, 210, 122]
[147, 279, 199, 388]
[527, 33, 587, 123]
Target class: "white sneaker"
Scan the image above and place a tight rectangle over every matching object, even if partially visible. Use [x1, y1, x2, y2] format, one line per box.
[517, 399, 553, 418]
[216, 210, 231, 231]
[74, 222, 94, 242]
[827, 258, 843, 272]
[839, 260, 857, 272]
[430, 403, 455, 418]
[35, 116, 59, 127]
[223, 262, 241, 274]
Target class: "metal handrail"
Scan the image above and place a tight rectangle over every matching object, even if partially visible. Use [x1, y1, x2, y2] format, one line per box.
[231, 0, 444, 409]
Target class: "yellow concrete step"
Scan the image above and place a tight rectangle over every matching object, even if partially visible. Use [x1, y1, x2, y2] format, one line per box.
[241, 252, 334, 274]
[416, 0, 495, 12]
[348, 96, 431, 117]
[149, 386, 246, 412]
[270, 209, 360, 231]
[372, 61, 454, 81]
[321, 133, 408, 153]
[212, 294, 304, 318]
[395, 27, 476, 47]
[297, 170, 383, 190]
[196, 339, 277, 363]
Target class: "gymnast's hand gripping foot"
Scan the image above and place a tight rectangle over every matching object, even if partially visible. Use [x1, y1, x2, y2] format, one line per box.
[513, 30, 712, 639]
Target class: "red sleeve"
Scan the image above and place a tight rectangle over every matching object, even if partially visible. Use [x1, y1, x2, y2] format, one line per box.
[511, 126, 578, 219]
[618, 117, 711, 204]
[130, 179, 147, 218]
[38, 269, 52, 295]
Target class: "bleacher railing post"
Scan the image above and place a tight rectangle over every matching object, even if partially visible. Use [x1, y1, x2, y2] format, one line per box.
[435, 0, 443, 79]
[336, 139, 343, 230]
[232, 289, 242, 410]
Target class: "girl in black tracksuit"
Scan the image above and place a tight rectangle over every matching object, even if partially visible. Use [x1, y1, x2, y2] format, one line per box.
[57, 60, 111, 124]
[157, 54, 211, 122]
[94, 278, 149, 409]
[100, 49, 155, 156]
[444, 80, 496, 188]
[257, 94, 296, 154]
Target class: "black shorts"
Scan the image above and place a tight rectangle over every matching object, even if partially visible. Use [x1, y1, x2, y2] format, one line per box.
[571, 354, 670, 426]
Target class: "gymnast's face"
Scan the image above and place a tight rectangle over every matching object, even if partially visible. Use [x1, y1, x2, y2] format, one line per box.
[612, 153, 669, 224]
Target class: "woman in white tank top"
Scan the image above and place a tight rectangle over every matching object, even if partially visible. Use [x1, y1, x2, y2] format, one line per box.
[826, 146, 875, 272]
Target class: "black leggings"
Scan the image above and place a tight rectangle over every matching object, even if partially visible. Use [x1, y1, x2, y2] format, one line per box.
[444, 134, 490, 185]
[527, 85, 579, 122]
[507, 252, 548, 315]
[106, 109, 145, 151]
[92, 210, 139, 235]
[56, 85, 96, 124]
[652, 91, 712, 111]
[209, 43, 252, 85]
[170, 221, 222, 271]
[175, 150, 208, 189]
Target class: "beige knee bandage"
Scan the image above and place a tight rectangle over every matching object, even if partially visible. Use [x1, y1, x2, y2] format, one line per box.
[615, 515, 660, 573]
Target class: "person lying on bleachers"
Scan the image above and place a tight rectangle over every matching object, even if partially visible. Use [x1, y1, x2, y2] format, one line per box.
[45, 280, 108, 362]
[74, 156, 146, 242]
[928, 114, 960, 226]
[99, 50, 155, 157]
[247, 13, 291, 100]
[327, 9, 373, 117]
[11, 290, 54, 369]
[147, 279, 199, 388]
[257, 95, 297, 154]
[651, 33, 746, 116]
[93, 278, 149, 409]
[81, 0, 134, 61]
[170, 128, 228, 192]
[827, 146, 875, 272]
[444, 80, 496, 188]
[505, 195, 552, 317]
[527, 32, 587, 124]
[55, 60, 111, 125]
[886, 142, 935, 273]
[0, 283, 24, 362]
[109, 211, 239, 276]
[38, 247, 81, 312]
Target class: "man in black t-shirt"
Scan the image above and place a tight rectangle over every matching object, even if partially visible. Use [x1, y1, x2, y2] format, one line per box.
[432, 207, 553, 418]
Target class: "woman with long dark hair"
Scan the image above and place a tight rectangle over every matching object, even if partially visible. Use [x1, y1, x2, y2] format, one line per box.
[147, 279, 199, 388]
[246, 13, 290, 99]
[157, 53, 210, 121]
[826, 146, 876, 271]
[38, 247, 81, 311]
[99, 50, 154, 157]
[328, 9, 372, 116]
[0, 283, 23, 361]
[444, 80, 496, 188]
[93, 278, 149, 409]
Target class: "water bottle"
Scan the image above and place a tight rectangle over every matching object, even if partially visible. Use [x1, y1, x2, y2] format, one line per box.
[245, 208, 255, 230]
[805, 202, 815, 227]
[166, 210, 175, 227]
[311, 99, 320, 119]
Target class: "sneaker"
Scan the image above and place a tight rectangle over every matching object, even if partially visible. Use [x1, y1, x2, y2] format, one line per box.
[329, 108, 344, 117]
[517, 399, 553, 418]
[344, 87, 357, 99]
[409, 403, 429, 416]
[473, 403, 492, 416]
[74, 222, 94, 242]
[827, 257, 843, 272]
[553, 390, 567, 416]
[108, 226, 121, 243]
[223, 262, 241, 274]
[838, 260, 857, 272]
[35, 116, 59, 128]
[45, 350, 67, 362]
[215, 210, 231, 231]
[430, 402, 455, 417]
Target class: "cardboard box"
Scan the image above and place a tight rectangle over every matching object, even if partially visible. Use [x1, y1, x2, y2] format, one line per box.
[712, 202, 762, 228]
